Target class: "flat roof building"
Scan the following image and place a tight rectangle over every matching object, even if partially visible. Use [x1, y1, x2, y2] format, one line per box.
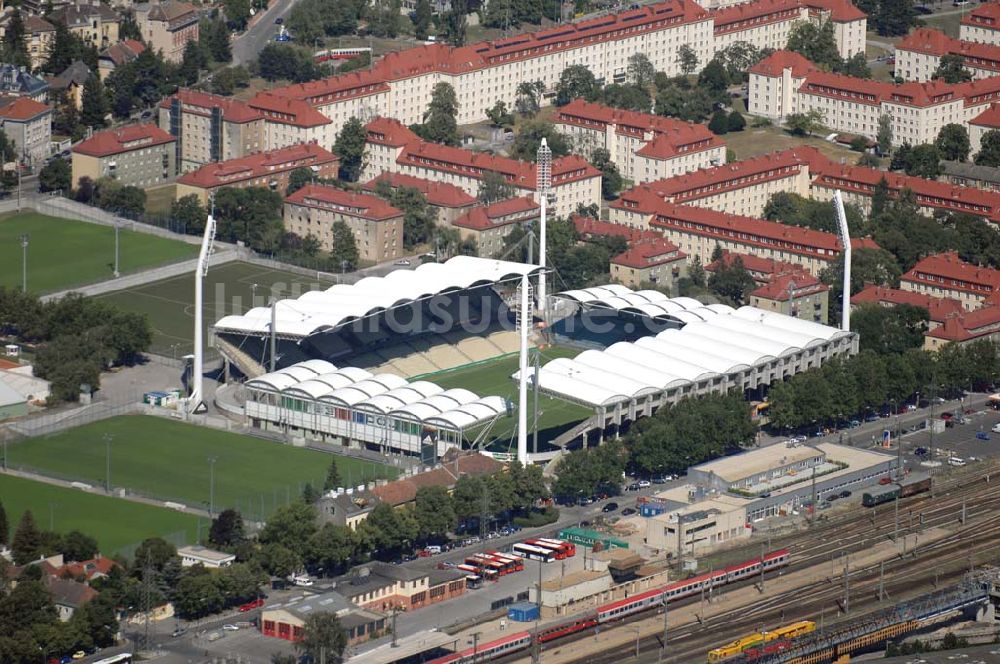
[177, 545, 236, 568]
[688, 443, 824, 492]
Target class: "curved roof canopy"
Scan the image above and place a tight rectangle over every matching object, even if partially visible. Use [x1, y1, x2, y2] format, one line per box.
[214, 256, 542, 338]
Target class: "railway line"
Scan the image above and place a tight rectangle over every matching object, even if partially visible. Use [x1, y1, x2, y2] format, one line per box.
[511, 464, 1000, 664]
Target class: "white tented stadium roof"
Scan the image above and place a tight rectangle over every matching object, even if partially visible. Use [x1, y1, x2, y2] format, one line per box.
[214, 256, 542, 338]
[555, 286, 726, 323]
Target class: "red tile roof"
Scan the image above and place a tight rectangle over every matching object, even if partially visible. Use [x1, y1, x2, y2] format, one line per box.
[962, 2, 1000, 28]
[751, 271, 828, 300]
[971, 101, 1000, 128]
[371, 452, 501, 505]
[160, 88, 262, 124]
[73, 123, 175, 158]
[851, 285, 965, 323]
[452, 196, 539, 230]
[898, 28, 1000, 75]
[57, 556, 119, 581]
[925, 304, 1000, 341]
[100, 39, 145, 67]
[0, 96, 50, 121]
[285, 184, 403, 220]
[248, 93, 332, 128]
[706, 250, 805, 278]
[363, 172, 476, 208]
[365, 117, 421, 147]
[901, 251, 1000, 297]
[712, 0, 804, 34]
[750, 50, 818, 78]
[177, 143, 339, 189]
[611, 237, 685, 268]
[573, 215, 661, 242]
[898, 27, 957, 56]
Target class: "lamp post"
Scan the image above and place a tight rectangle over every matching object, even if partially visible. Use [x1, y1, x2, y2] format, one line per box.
[104, 433, 113, 493]
[20, 233, 28, 293]
[208, 456, 217, 516]
[114, 221, 120, 278]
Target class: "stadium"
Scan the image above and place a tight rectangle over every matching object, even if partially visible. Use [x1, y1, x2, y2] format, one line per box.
[212, 257, 858, 462]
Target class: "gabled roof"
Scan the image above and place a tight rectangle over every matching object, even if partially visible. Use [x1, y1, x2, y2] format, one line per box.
[925, 304, 1000, 341]
[248, 93, 332, 128]
[73, 124, 175, 157]
[160, 88, 262, 124]
[49, 60, 90, 89]
[711, 0, 804, 33]
[23, 15, 55, 33]
[751, 271, 827, 300]
[573, 215, 661, 243]
[146, 0, 198, 22]
[803, 0, 866, 22]
[177, 143, 339, 189]
[362, 172, 476, 208]
[611, 238, 685, 268]
[971, 101, 1000, 128]
[452, 196, 539, 230]
[962, 2, 1000, 28]
[0, 96, 51, 121]
[50, 2, 119, 27]
[902, 251, 1000, 295]
[285, 184, 403, 221]
[43, 576, 98, 608]
[100, 39, 146, 67]
[851, 285, 964, 323]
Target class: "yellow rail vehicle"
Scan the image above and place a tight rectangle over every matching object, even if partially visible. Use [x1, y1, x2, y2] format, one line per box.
[708, 621, 817, 662]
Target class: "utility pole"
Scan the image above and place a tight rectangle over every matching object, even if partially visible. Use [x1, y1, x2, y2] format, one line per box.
[114, 221, 120, 278]
[893, 494, 899, 542]
[471, 632, 481, 664]
[104, 433, 113, 493]
[208, 456, 217, 516]
[661, 595, 668, 652]
[391, 608, 398, 647]
[532, 350, 540, 455]
[810, 466, 817, 526]
[843, 556, 850, 614]
[960, 499, 966, 525]
[20, 233, 28, 293]
[878, 561, 885, 601]
[759, 543, 765, 593]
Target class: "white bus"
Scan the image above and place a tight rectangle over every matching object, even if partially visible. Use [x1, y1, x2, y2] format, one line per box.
[512, 543, 555, 563]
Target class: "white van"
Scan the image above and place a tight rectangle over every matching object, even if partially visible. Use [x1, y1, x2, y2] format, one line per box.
[948, 457, 966, 467]
[292, 575, 313, 587]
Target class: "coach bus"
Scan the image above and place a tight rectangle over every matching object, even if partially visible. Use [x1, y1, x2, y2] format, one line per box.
[526, 539, 569, 559]
[512, 543, 555, 563]
[534, 538, 576, 558]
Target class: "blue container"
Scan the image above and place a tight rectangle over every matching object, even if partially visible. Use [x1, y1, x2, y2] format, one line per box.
[508, 601, 540, 622]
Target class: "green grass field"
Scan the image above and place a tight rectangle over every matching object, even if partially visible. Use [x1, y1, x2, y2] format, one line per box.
[423, 346, 591, 453]
[0, 473, 201, 556]
[96, 261, 334, 356]
[6, 416, 396, 520]
[724, 126, 857, 163]
[0, 212, 197, 294]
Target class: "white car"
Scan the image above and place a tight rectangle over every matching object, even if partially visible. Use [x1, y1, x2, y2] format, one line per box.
[394, 259, 411, 266]
[992, 423, 1000, 433]
[637, 479, 651, 488]
[223, 624, 239, 631]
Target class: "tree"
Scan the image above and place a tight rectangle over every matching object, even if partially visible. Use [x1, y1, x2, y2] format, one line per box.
[333, 117, 367, 181]
[209, 509, 245, 548]
[708, 109, 729, 135]
[514, 80, 545, 117]
[555, 65, 599, 106]
[507, 461, 548, 512]
[2, 10, 30, 69]
[627, 53, 656, 88]
[975, 129, 1000, 167]
[478, 171, 515, 205]
[708, 255, 755, 305]
[322, 458, 341, 492]
[698, 59, 729, 95]
[931, 53, 971, 84]
[413, 0, 433, 40]
[787, 20, 840, 68]
[44, 22, 93, 75]
[440, 1, 468, 46]
[485, 100, 514, 128]
[360, 503, 417, 555]
[223, 0, 252, 30]
[307, 524, 355, 575]
[257, 44, 322, 83]
[302, 483, 321, 504]
[367, 0, 403, 38]
[904, 143, 942, 179]
[654, 81, 713, 123]
[676, 44, 699, 75]
[384, 185, 435, 249]
[259, 501, 318, 552]
[80, 73, 109, 129]
[11, 510, 43, 565]
[858, 152, 881, 167]
[170, 194, 207, 234]
[417, 82, 459, 146]
[873, 0, 917, 36]
[877, 114, 893, 156]
[0, 501, 7, 548]
[296, 612, 348, 663]
[414, 486, 455, 540]
[133, 537, 177, 571]
[591, 148, 623, 199]
[600, 83, 652, 112]
[38, 158, 70, 193]
[61, 531, 98, 562]
[329, 220, 359, 272]
[935, 124, 970, 162]
[510, 121, 570, 161]
[260, 543, 300, 578]
[837, 52, 872, 78]
[180, 39, 207, 86]
[286, 167, 313, 196]
[728, 111, 746, 132]
[852, 303, 928, 354]
[552, 441, 627, 500]
[786, 109, 825, 137]
[204, 19, 232, 63]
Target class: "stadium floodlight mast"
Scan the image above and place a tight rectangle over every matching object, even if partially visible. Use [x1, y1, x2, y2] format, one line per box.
[516, 273, 531, 466]
[536, 138, 551, 316]
[187, 205, 217, 415]
[832, 191, 851, 332]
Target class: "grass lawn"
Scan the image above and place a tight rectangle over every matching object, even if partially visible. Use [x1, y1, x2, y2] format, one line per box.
[922, 11, 964, 37]
[95, 261, 334, 357]
[422, 345, 591, 453]
[6, 415, 397, 520]
[0, 212, 197, 294]
[0, 473, 201, 556]
[724, 126, 858, 163]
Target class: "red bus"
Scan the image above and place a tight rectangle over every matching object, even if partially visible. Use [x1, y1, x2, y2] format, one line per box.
[486, 552, 523, 574]
[526, 539, 568, 559]
[466, 555, 506, 577]
[535, 538, 576, 558]
[458, 562, 497, 582]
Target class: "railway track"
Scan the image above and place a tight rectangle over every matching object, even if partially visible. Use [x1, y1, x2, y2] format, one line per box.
[517, 464, 1000, 664]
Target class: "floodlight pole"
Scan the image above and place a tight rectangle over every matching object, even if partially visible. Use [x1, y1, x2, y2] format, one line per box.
[536, 139, 551, 317]
[114, 221, 120, 278]
[20, 233, 28, 293]
[188, 208, 216, 415]
[516, 273, 530, 466]
[832, 191, 851, 332]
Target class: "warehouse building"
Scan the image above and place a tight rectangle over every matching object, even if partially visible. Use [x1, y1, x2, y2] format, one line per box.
[642, 488, 750, 556]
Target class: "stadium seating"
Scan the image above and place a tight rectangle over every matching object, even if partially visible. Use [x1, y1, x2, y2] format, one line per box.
[488, 330, 523, 354]
[424, 337, 472, 368]
[215, 336, 266, 379]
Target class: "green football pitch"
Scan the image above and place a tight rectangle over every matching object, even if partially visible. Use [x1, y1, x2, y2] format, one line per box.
[423, 345, 591, 453]
[0, 212, 197, 294]
[6, 415, 396, 521]
[0, 473, 201, 556]
[96, 261, 334, 357]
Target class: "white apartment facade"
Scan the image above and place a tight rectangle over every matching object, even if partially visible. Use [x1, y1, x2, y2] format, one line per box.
[960, 3, 1000, 46]
[896, 28, 1000, 82]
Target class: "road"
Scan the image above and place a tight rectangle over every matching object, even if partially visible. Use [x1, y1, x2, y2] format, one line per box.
[231, 0, 305, 66]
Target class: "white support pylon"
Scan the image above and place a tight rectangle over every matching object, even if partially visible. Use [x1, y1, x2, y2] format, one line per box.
[516, 273, 530, 466]
[537, 138, 551, 316]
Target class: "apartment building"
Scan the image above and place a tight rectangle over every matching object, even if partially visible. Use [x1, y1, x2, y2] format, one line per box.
[251, 0, 865, 147]
[850, 284, 965, 331]
[897, 28, 1000, 82]
[159, 89, 265, 172]
[555, 99, 725, 183]
[923, 301, 1000, 350]
[969, 102, 1000, 155]
[452, 196, 539, 257]
[960, 2, 1000, 45]
[900, 251, 1000, 310]
[362, 172, 476, 226]
[98, 39, 144, 80]
[363, 117, 601, 219]
[71, 124, 176, 188]
[175, 143, 340, 204]
[23, 15, 55, 71]
[0, 64, 48, 102]
[283, 184, 403, 263]
[50, 2, 120, 50]
[706, 252, 830, 323]
[750, 50, 1000, 146]
[609, 237, 687, 289]
[136, 0, 198, 63]
[0, 96, 52, 166]
[248, 93, 336, 155]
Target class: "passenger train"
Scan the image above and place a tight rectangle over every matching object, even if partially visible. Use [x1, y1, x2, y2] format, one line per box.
[427, 549, 791, 664]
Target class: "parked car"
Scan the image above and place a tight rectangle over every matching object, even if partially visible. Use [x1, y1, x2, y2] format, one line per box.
[577, 496, 593, 505]
[839, 490, 851, 498]
[992, 423, 1000, 433]
[275, 16, 283, 23]
[239, 598, 265, 612]
[622, 507, 637, 516]
[940, 411, 954, 421]
[394, 259, 411, 266]
[625, 482, 641, 491]
[637, 479, 651, 488]
[579, 520, 592, 528]
[914, 447, 929, 456]
[171, 627, 187, 637]
[223, 624, 240, 631]
[602, 502, 619, 513]
[73, 652, 86, 660]
[914, 4, 933, 13]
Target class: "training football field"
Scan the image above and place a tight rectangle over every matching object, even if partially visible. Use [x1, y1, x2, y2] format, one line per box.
[96, 261, 334, 356]
[0, 212, 197, 294]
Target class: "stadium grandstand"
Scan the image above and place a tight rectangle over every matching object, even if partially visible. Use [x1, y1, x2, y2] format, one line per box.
[242, 360, 508, 459]
[213, 256, 544, 380]
[523, 287, 858, 446]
